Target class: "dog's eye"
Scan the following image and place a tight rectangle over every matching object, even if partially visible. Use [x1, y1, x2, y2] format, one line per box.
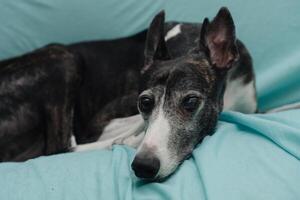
[139, 95, 155, 113]
[182, 96, 200, 112]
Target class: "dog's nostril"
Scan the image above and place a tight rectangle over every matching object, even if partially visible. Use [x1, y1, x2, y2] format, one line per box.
[131, 155, 160, 179]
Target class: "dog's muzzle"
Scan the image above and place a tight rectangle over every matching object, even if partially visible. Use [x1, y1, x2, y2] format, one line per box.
[131, 152, 160, 179]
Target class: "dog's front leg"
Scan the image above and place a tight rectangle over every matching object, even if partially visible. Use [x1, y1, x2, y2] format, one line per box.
[43, 64, 81, 155]
[73, 92, 146, 151]
[73, 114, 145, 151]
[44, 102, 74, 155]
[78, 92, 140, 143]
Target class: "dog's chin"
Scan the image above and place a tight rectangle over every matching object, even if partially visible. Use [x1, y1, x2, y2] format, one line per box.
[155, 170, 181, 182]
[132, 147, 195, 182]
[152, 159, 186, 181]
[132, 162, 179, 182]
[137, 172, 176, 183]
[154, 150, 195, 181]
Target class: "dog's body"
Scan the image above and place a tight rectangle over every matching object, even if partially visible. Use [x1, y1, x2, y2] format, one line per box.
[69, 30, 147, 144]
[0, 46, 82, 161]
[0, 8, 256, 179]
[0, 30, 147, 161]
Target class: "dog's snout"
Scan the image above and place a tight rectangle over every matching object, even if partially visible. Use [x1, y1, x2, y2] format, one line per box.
[131, 153, 160, 179]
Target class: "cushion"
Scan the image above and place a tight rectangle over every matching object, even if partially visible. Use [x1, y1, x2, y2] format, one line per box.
[0, 0, 300, 199]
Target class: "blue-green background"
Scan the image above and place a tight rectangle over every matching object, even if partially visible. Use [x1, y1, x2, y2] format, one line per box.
[0, 0, 300, 199]
[1, 0, 300, 110]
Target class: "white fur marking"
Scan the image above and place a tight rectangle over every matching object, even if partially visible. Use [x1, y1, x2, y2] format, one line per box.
[114, 131, 145, 148]
[100, 115, 143, 141]
[136, 91, 175, 178]
[194, 101, 205, 116]
[140, 94, 171, 150]
[73, 115, 145, 151]
[164, 24, 181, 41]
[223, 79, 256, 113]
[70, 135, 77, 148]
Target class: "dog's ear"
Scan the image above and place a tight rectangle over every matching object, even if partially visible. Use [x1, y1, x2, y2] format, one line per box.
[200, 7, 239, 69]
[142, 10, 170, 73]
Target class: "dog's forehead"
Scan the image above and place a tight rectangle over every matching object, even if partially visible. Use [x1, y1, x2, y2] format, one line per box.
[144, 54, 217, 94]
[165, 56, 216, 91]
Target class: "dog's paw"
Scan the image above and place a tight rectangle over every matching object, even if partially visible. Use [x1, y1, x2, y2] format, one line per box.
[113, 137, 125, 145]
[113, 132, 145, 149]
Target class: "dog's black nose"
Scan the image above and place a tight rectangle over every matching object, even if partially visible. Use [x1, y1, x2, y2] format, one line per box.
[131, 154, 160, 179]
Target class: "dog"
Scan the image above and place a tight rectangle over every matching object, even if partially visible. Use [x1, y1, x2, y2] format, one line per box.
[74, 8, 256, 180]
[0, 32, 146, 161]
[0, 7, 256, 180]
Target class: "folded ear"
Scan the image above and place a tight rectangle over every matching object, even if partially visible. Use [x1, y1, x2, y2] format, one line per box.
[200, 7, 239, 69]
[142, 10, 170, 73]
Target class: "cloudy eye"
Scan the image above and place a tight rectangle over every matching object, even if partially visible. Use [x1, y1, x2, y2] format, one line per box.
[138, 95, 155, 113]
[182, 95, 200, 112]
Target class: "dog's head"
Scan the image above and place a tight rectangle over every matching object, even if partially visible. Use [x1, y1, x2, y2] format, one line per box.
[132, 7, 239, 180]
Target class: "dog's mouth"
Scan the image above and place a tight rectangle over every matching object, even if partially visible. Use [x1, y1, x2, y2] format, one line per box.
[131, 153, 192, 181]
[130, 122, 209, 180]
[131, 140, 195, 180]
[134, 85, 208, 179]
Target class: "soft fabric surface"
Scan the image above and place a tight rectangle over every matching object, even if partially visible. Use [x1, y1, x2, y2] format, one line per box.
[1, 110, 300, 200]
[0, 0, 300, 199]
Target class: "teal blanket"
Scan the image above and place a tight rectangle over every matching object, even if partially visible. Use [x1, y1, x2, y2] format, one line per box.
[1, 111, 300, 199]
[0, 0, 300, 199]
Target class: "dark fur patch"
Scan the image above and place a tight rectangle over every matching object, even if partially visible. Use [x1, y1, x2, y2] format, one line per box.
[0, 45, 81, 161]
[0, 8, 255, 165]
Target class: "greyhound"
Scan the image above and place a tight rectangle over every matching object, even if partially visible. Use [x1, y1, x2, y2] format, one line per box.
[0, 8, 256, 180]
[74, 8, 256, 180]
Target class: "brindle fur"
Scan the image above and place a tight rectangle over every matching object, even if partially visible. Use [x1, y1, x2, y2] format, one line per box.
[0, 7, 255, 175]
